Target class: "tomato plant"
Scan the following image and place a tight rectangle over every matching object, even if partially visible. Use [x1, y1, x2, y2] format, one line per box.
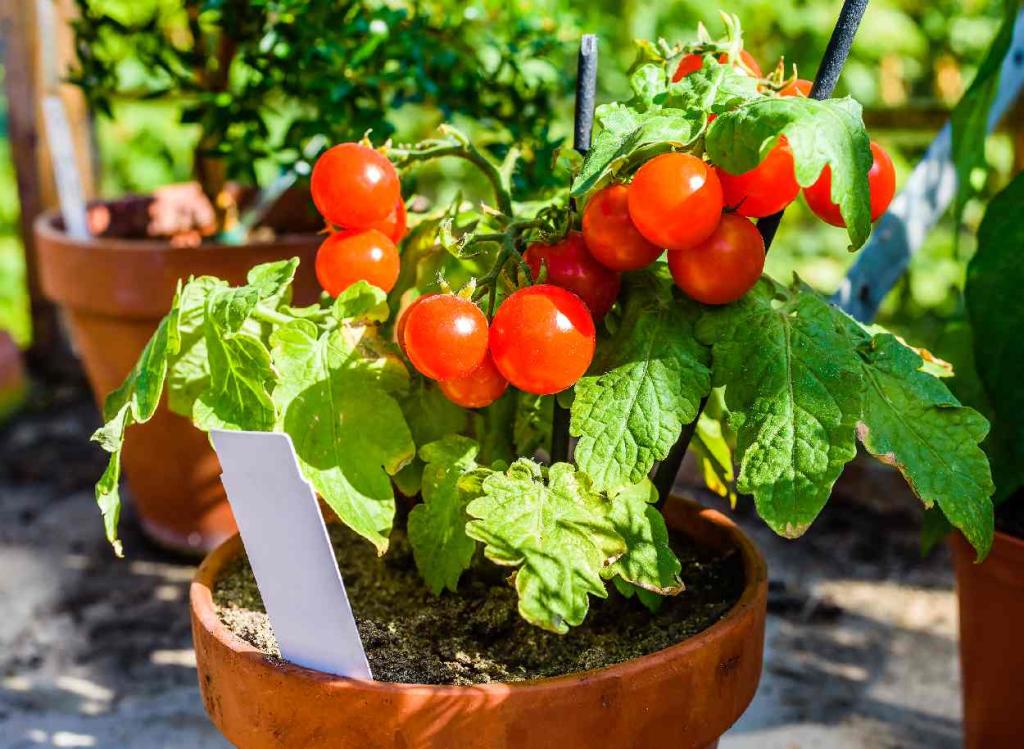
[582, 185, 663, 271]
[672, 49, 762, 82]
[803, 141, 897, 227]
[93, 16, 996, 638]
[668, 214, 765, 304]
[489, 285, 596, 395]
[628, 153, 724, 251]
[315, 229, 400, 297]
[716, 138, 799, 218]
[523, 232, 621, 319]
[403, 294, 489, 382]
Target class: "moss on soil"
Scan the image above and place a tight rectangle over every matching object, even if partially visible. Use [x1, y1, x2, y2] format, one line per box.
[213, 522, 745, 685]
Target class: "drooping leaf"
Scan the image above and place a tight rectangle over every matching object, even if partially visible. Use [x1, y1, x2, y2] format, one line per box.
[571, 273, 711, 491]
[603, 480, 683, 596]
[407, 436, 480, 594]
[965, 172, 1024, 502]
[466, 460, 625, 633]
[91, 290, 183, 555]
[696, 280, 862, 537]
[167, 276, 224, 417]
[571, 104, 695, 199]
[836, 314, 995, 559]
[706, 96, 873, 248]
[271, 319, 414, 553]
[951, 0, 1018, 232]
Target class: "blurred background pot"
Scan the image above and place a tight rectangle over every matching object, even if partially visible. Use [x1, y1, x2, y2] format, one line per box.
[34, 209, 320, 554]
[951, 529, 1024, 749]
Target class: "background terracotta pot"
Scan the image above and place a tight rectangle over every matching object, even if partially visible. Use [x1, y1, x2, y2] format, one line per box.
[190, 497, 768, 749]
[951, 529, 1024, 749]
[34, 211, 321, 554]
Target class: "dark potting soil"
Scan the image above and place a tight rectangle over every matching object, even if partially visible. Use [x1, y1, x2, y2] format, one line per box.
[213, 521, 746, 685]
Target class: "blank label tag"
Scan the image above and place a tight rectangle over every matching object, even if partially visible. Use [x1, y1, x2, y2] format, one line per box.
[211, 429, 372, 679]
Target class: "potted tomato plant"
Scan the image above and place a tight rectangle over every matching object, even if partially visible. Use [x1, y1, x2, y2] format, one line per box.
[40, 0, 565, 553]
[91, 15, 995, 747]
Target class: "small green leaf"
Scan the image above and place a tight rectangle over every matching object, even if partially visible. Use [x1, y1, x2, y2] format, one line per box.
[271, 319, 414, 553]
[604, 480, 683, 596]
[572, 272, 710, 491]
[396, 381, 470, 496]
[697, 281, 862, 537]
[407, 436, 480, 594]
[662, 58, 759, 115]
[466, 460, 625, 633]
[167, 277, 224, 417]
[246, 258, 300, 301]
[706, 97, 873, 248]
[332, 280, 391, 323]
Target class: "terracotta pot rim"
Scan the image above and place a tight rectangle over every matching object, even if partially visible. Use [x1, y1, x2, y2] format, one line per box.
[190, 496, 768, 694]
[33, 209, 321, 254]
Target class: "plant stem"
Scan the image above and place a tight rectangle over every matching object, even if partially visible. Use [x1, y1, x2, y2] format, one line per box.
[252, 305, 299, 327]
[652, 0, 870, 508]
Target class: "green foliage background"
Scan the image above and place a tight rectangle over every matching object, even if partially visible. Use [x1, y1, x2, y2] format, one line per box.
[0, 0, 1016, 353]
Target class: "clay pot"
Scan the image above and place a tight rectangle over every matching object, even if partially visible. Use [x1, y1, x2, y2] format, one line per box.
[0, 331, 27, 418]
[951, 529, 1024, 749]
[34, 211, 321, 554]
[190, 497, 768, 749]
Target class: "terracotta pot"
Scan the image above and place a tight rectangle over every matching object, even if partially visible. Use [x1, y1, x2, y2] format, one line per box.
[951, 529, 1024, 749]
[190, 497, 768, 749]
[34, 211, 321, 554]
[0, 330, 27, 418]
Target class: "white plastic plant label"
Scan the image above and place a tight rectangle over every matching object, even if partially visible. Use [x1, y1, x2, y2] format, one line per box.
[210, 429, 372, 680]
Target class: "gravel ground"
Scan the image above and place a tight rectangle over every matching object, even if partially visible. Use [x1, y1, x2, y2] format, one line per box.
[0, 382, 964, 748]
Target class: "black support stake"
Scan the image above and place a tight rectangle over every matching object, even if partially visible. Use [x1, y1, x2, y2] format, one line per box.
[552, 33, 600, 465]
[653, 0, 871, 505]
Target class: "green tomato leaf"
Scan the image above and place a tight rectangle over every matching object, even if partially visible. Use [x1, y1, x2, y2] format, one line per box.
[571, 104, 696, 199]
[271, 319, 414, 553]
[706, 97, 873, 248]
[91, 289, 183, 555]
[167, 276, 224, 417]
[696, 280, 862, 537]
[966, 172, 1024, 503]
[395, 380, 470, 496]
[407, 436, 480, 594]
[466, 460, 625, 633]
[332, 280, 391, 323]
[628, 63, 668, 110]
[837, 315, 995, 559]
[603, 480, 683, 596]
[246, 258, 300, 302]
[951, 0, 1018, 232]
[662, 58, 759, 115]
[571, 272, 710, 491]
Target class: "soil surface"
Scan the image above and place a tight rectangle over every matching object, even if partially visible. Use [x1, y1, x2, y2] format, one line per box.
[214, 524, 745, 685]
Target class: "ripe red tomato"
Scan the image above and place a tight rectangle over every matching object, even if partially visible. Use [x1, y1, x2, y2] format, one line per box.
[803, 141, 896, 227]
[439, 352, 508, 408]
[628, 152, 724, 251]
[668, 214, 765, 305]
[672, 49, 762, 82]
[310, 143, 400, 229]
[780, 78, 813, 97]
[489, 285, 596, 395]
[523, 232, 621, 320]
[403, 294, 488, 382]
[395, 292, 436, 352]
[582, 185, 663, 272]
[315, 229, 400, 297]
[367, 199, 407, 244]
[716, 138, 800, 218]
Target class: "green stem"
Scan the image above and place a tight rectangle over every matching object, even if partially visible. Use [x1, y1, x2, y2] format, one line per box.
[252, 305, 299, 327]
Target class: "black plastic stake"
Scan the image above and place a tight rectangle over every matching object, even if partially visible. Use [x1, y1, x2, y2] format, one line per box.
[653, 0, 871, 505]
[552, 34, 600, 465]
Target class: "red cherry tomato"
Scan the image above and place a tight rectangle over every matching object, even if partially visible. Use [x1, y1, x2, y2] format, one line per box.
[395, 292, 436, 352]
[523, 232, 621, 320]
[582, 185, 663, 272]
[439, 352, 508, 408]
[315, 229, 400, 297]
[668, 213, 765, 305]
[780, 78, 813, 97]
[672, 49, 762, 82]
[366, 199, 407, 244]
[716, 138, 800, 218]
[310, 143, 400, 229]
[489, 285, 596, 395]
[403, 294, 488, 382]
[628, 152, 724, 251]
[803, 141, 896, 227]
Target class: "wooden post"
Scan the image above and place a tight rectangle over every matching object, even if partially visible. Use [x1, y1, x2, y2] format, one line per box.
[0, 0, 95, 377]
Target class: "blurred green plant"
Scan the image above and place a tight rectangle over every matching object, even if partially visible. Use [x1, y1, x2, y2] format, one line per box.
[69, 0, 570, 219]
